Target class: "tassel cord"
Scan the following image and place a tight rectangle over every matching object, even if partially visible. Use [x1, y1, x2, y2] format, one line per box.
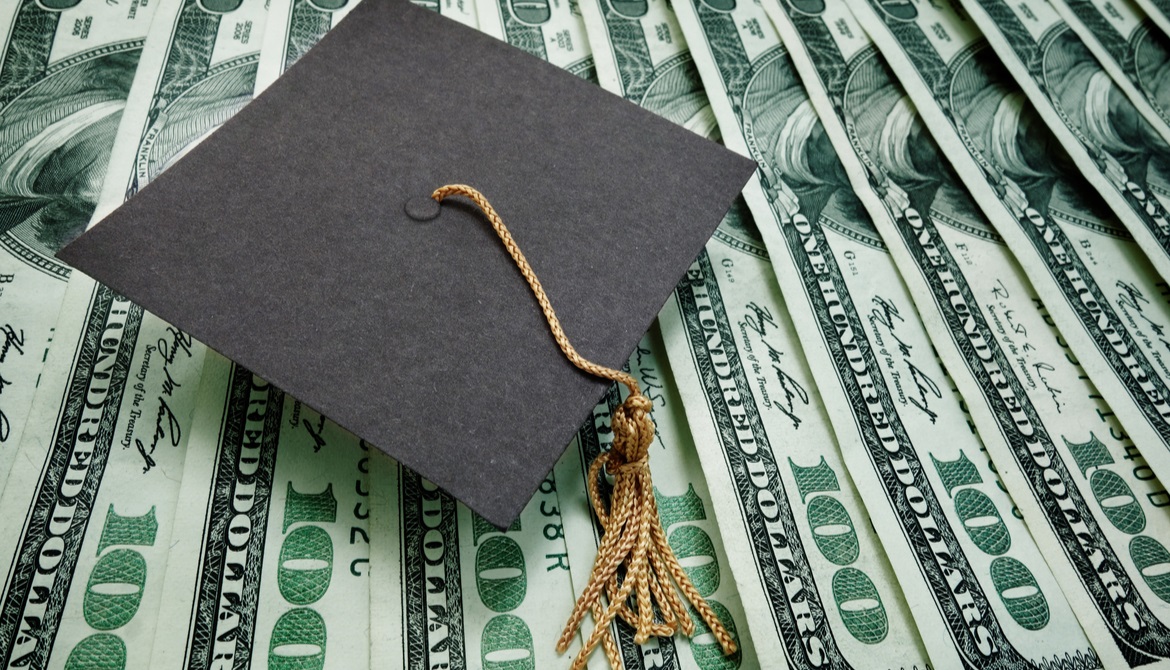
[431, 184, 737, 670]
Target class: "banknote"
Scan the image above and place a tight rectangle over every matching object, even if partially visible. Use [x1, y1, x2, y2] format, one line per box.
[673, 1, 1099, 667]
[255, 0, 477, 95]
[411, 0, 477, 28]
[765, 2, 1170, 667]
[947, 0, 1170, 288]
[146, 355, 370, 669]
[1048, 0, 1170, 142]
[368, 425, 578, 669]
[0, 0, 158, 485]
[578, 0, 715, 136]
[1136, 0, 1170, 38]
[580, 2, 926, 665]
[0, 275, 207, 669]
[91, 0, 269, 223]
[476, 0, 594, 78]
[553, 328, 757, 670]
[0, 1, 279, 663]
[253, 0, 361, 93]
[854, 0, 1170, 581]
[659, 212, 931, 668]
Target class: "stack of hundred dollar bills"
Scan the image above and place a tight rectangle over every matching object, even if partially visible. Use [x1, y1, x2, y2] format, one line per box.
[5, 0, 1170, 667]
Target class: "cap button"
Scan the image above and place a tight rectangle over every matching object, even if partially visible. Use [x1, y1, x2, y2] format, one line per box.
[404, 196, 441, 221]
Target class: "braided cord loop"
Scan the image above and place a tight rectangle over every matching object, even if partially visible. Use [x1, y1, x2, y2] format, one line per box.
[431, 184, 738, 670]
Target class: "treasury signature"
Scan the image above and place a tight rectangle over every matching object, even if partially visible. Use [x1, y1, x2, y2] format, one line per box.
[134, 326, 194, 471]
[0, 323, 25, 443]
[870, 296, 941, 423]
[743, 302, 808, 427]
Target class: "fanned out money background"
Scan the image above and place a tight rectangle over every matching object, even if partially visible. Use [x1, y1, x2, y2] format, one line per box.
[5, 0, 1170, 667]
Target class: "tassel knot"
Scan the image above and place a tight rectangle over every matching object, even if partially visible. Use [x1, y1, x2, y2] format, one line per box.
[610, 394, 654, 465]
[430, 184, 737, 670]
[555, 390, 737, 670]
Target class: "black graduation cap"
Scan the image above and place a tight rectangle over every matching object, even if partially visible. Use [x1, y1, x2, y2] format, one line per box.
[58, 0, 754, 528]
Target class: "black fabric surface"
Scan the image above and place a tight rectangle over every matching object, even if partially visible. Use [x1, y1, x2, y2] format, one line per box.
[58, 0, 755, 527]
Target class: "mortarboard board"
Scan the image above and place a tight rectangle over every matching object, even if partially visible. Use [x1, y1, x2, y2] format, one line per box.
[57, 0, 754, 529]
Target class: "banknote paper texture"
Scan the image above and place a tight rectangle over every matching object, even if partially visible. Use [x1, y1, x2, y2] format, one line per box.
[554, 330, 756, 670]
[0, 277, 206, 669]
[765, 2, 1170, 667]
[1047, 0, 1170, 145]
[91, 0, 269, 223]
[854, 0, 1170, 600]
[672, 1, 1097, 667]
[948, 0, 1170, 291]
[577, 0, 716, 138]
[0, 0, 158, 484]
[658, 213, 930, 668]
[148, 355, 371, 670]
[1136, 0, 1170, 37]
[255, 0, 477, 96]
[368, 430, 578, 669]
[0, 2, 277, 665]
[254, 0, 361, 93]
[578, 2, 926, 666]
[476, 0, 594, 78]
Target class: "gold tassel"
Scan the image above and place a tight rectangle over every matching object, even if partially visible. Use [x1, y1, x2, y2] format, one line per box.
[432, 184, 738, 670]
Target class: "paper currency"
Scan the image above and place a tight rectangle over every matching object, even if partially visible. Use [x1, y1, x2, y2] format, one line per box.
[765, 2, 1170, 666]
[0, 277, 206, 669]
[854, 0, 1170, 582]
[476, 0, 593, 78]
[412, 0, 477, 28]
[147, 356, 370, 669]
[91, 0, 269, 223]
[1136, 0, 1170, 37]
[254, 0, 361, 93]
[369, 428, 578, 669]
[578, 0, 716, 137]
[0, 0, 158, 484]
[948, 0, 1170, 288]
[673, 1, 1099, 667]
[255, 0, 476, 96]
[1048, 0, 1170, 143]
[554, 329, 757, 670]
[579, 2, 925, 665]
[0, 2, 282, 664]
[659, 212, 931, 668]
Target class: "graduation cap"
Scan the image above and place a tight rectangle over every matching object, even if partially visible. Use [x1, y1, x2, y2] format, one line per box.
[59, 0, 751, 656]
[60, 0, 752, 662]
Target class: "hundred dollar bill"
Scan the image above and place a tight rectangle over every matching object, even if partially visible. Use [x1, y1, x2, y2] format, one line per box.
[854, 0, 1170, 636]
[1047, 0, 1170, 143]
[579, 2, 926, 665]
[148, 355, 370, 670]
[553, 329, 758, 670]
[411, 0, 476, 28]
[673, 1, 1099, 667]
[3, 1, 275, 661]
[0, 275, 206, 669]
[1136, 0, 1170, 38]
[945, 0, 1170, 288]
[253, 0, 360, 93]
[476, 0, 594, 78]
[367, 452, 400, 670]
[659, 214, 931, 668]
[254, 0, 476, 95]
[91, 0, 268, 223]
[578, 0, 716, 136]
[763, 2, 1170, 667]
[0, 0, 158, 485]
[368, 433, 579, 668]
[1047, 0, 1170, 135]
